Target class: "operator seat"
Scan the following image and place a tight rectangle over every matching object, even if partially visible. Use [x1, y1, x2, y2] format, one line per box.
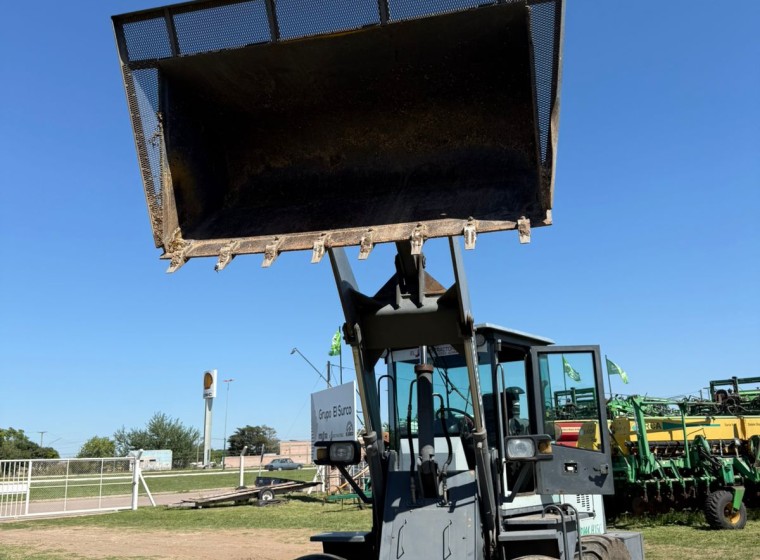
[504, 387, 528, 435]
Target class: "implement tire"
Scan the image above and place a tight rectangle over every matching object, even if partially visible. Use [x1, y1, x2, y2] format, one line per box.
[704, 489, 747, 530]
[578, 535, 632, 560]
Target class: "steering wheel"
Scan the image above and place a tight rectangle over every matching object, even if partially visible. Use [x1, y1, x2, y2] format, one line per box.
[435, 407, 475, 432]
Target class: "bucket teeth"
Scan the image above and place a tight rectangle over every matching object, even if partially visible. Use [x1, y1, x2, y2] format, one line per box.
[518, 217, 531, 244]
[166, 228, 190, 273]
[167, 252, 187, 273]
[358, 231, 374, 260]
[311, 235, 328, 264]
[410, 225, 425, 255]
[215, 241, 239, 271]
[464, 220, 477, 250]
[262, 238, 282, 268]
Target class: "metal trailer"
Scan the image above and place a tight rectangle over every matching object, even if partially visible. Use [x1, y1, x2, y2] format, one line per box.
[178, 479, 320, 508]
[607, 397, 760, 528]
[112, 1, 644, 558]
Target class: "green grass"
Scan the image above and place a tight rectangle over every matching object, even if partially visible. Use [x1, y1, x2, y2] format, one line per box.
[0, 494, 371, 533]
[611, 510, 760, 560]
[638, 521, 760, 560]
[25, 467, 317, 500]
[0, 547, 151, 560]
[140, 467, 316, 493]
[3, 495, 758, 560]
[29, 477, 132, 501]
[609, 505, 760, 527]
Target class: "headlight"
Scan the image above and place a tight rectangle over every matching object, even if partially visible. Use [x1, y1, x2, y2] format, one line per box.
[329, 442, 357, 463]
[505, 435, 553, 461]
[314, 441, 362, 466]
[507, 438, 536, 459]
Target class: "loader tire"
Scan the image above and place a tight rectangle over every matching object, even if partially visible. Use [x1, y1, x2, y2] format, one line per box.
[578, 535, 632, 560]
[704, 489, 747, 530]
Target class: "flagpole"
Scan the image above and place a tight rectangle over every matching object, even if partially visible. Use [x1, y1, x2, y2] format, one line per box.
[605, 354, 612, 399]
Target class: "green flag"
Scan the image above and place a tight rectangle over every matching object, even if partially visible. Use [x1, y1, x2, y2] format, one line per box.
[562, 356, 581, 382]
[329, 329, 341, 356]
[606, 358, 629, 384]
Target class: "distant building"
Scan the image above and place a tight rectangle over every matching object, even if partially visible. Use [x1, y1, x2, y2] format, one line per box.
[224, 440, 311, 469]
[279, 440, 311, 465]
[137, 450, 173, 471]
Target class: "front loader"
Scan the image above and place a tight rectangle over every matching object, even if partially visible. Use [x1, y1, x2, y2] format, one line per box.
[307, 239, 642, 559]
[113, 0, 644, 558]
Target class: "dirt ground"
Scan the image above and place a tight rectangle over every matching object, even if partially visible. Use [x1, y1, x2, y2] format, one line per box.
[0, 526, 321, 559]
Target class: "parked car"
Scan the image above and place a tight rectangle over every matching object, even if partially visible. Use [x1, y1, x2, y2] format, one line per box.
[266, 458, 303, 471]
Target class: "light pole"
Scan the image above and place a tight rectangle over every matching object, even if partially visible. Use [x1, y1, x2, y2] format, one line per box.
[290, 347, 331, 387]
[222, 378, 234, 469]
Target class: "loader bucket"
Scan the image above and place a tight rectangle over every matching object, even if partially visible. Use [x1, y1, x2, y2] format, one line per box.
[113, 0, 564, 269]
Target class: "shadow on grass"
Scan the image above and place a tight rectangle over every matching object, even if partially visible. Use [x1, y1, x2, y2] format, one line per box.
[287, 494, 327, 504]
[610, 505, 760, 530]
[610, 510, 708, 530]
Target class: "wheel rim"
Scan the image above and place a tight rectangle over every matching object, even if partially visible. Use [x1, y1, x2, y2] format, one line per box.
[724, 505, 741, 525]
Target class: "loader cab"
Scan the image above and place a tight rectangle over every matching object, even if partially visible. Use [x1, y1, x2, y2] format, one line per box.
[383, 324, 614, 505]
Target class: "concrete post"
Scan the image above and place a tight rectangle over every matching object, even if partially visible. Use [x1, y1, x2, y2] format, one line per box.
[131, 450, 143, 511]
[238, 446, 248, 489]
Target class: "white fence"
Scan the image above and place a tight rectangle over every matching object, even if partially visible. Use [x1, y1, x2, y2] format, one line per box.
[0, 456, 151, 519]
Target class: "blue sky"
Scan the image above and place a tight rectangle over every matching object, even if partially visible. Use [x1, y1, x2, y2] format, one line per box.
[1, 2, 758, 458]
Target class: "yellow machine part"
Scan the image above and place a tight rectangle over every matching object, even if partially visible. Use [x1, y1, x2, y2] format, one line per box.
[576, 421, 602, 451]
[609, 415, 760, 455]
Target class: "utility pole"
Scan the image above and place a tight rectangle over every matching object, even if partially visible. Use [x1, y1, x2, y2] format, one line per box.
[37, 431, 47, 447]
[202, 369, 217, 467]
[290, 347, 331, 387]
[222, 378, 235, 469]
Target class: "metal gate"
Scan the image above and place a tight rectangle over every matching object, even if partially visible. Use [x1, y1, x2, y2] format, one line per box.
[0, 456, 144, 519]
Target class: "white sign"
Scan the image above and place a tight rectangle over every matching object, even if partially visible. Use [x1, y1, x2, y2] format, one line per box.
[203, 369, 217, 399]
[311, 382, 357, 452]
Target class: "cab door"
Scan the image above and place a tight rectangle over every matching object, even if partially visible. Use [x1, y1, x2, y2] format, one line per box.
[529, 346, 614, 495]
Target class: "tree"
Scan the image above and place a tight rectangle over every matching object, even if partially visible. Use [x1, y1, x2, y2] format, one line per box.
[227, 425, 279, 455]
[0, 427, 60, 460]
[77, 436, 116, 458]
[114, 412, 200, 468]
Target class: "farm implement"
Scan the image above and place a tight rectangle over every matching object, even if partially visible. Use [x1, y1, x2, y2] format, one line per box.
[606, 396, 760, 529]
[683, 376, 760, 417]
